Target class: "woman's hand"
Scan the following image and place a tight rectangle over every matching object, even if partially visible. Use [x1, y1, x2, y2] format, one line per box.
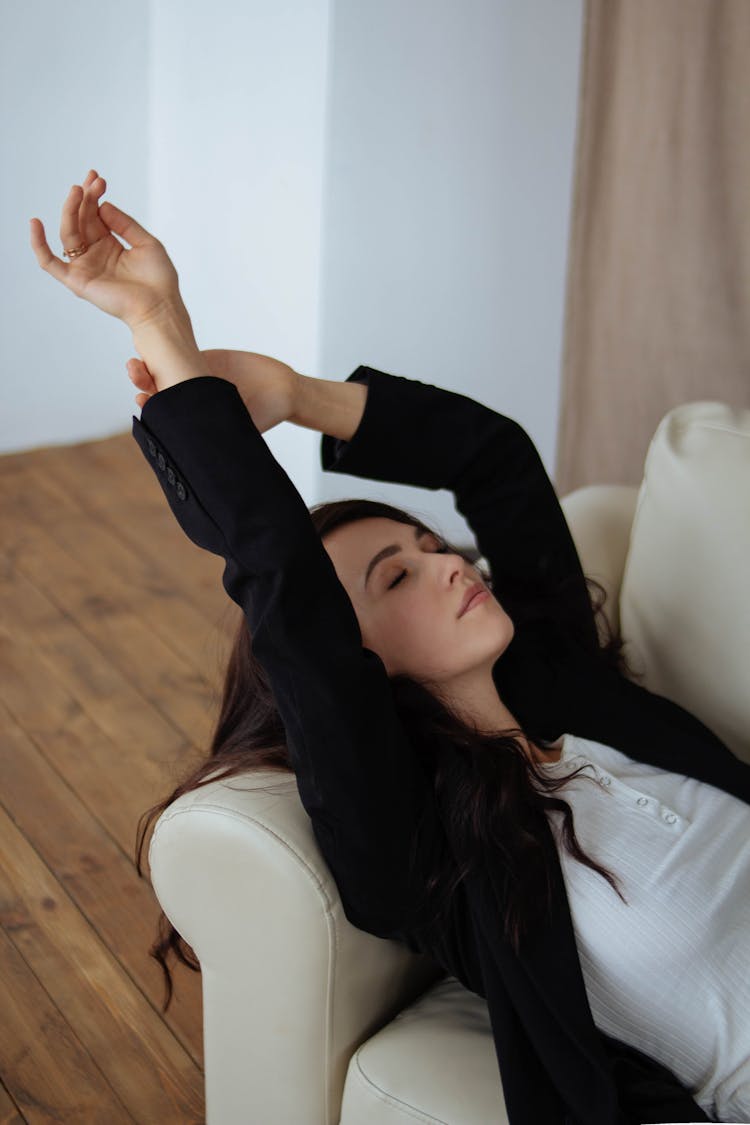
[30, 169, 180, 330]
[30, 169, 207, 389]
[127, 349, 302, 434]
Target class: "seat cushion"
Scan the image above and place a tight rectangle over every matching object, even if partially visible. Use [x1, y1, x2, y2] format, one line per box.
[339, 976, 508, 1124]
[618, 400, 750, 765]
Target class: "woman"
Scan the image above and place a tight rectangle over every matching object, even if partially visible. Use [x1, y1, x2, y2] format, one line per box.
[30, 170, 750, 1125]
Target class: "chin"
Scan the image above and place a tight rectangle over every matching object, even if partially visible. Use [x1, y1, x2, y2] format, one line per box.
[492, 617, 515, 659]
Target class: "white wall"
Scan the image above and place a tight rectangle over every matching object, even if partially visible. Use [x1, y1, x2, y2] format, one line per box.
[1, 0, 150, 452]
[3, 0, 583, 533]
[316, 0, 584, 540]
[147, 0, 330, 495]
[2, 0, 330, 502]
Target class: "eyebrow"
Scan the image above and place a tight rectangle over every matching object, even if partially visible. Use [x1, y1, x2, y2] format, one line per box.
[364, 525, 429, 590]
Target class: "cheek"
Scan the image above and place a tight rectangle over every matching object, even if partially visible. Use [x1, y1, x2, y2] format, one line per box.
[366, 597, 432, 655]
[389, 598, 458, 661]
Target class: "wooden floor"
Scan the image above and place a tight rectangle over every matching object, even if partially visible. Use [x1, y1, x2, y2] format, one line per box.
[0, 422, 244, 1122]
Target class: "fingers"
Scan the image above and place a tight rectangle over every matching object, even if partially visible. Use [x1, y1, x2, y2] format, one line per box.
[128, 357, 156, 407]
[79, 171, 109, 245]
[29, 217, 69, 284]
[58, 170, 101, 250]
[30, 170, 156, 289]
[30, 174, 96, 286]
[126, 357, 158, 392]
[98, 200, 155, 248]
[59, 183, 84, 251]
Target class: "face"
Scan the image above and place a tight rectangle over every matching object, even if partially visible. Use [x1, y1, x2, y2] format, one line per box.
[322, 517, 515, 684]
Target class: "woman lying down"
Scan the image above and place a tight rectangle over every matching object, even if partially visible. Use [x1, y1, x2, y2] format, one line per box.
[30, 169, 750, 1125]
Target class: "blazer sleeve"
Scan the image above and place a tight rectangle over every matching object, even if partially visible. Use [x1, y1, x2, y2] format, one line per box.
[131, 374, 437, 934]
[320, 365, 601, 653]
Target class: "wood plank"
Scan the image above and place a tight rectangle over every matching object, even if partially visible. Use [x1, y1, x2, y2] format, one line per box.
[0, 479, 225, 750]
[0, 427, 275, 1119]
[0, 446, 38, 477]
[0, 569, 202, 851]
[0, 433, 226, 1121]
[0, 702, 203, 1066]
[0, 803, 204, 1122]
[8, 544, 216, 754]
[0, 1077, 27, 1125]
[0, 924, 133, 1123]
[18, 429, 233, 624]
[14, 457, 233, 653]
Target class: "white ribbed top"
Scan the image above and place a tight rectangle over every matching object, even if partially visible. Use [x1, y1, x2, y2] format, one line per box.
[539, 732, 750, 1124]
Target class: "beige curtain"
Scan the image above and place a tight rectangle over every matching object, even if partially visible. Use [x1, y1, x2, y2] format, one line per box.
[556, 0, 750, 495]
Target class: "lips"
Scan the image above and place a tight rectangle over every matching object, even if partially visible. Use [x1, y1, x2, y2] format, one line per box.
[458, 581, 488, 618]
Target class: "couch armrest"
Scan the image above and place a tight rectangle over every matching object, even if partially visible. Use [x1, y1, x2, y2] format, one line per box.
[559, 484, 640, 643]
[148, 770, 446, 1125]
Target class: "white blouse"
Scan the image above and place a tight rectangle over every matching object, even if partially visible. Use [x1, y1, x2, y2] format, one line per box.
[538, 732, 750, 1124]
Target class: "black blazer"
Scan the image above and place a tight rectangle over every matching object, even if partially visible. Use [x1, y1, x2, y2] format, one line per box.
[132, 367, 750, 1125]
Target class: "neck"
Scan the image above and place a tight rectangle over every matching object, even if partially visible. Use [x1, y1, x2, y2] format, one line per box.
[432, 666, 559, 764]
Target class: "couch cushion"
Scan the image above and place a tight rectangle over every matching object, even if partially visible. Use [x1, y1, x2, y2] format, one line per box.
[560, 483, 640, 641]
[619, 400, 750, 765]
[339, 976, 508, 1124]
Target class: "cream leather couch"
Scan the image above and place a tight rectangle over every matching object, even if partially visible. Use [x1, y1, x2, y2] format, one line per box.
[148, 401, 750, 1124]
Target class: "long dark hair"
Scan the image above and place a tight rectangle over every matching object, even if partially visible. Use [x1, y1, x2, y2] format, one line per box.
[135, 498, 640, 1011]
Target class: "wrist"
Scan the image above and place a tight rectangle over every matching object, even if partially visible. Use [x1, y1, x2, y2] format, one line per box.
[288, 371, 308, 421]
[288, 372, 368, 441]
[129, 297, 196, 354]
[131, 302, 207, 389]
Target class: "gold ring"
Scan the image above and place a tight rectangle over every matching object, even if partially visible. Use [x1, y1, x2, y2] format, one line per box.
[63, 243, 89, 260]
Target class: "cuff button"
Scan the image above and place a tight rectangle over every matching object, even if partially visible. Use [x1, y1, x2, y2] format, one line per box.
[157, 452, 166, 471]
[166, 466, 175, 486]
[147, 438, 157, 457]
[176, 482, 186, 501]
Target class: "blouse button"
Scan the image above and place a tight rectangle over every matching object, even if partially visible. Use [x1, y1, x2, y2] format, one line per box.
[663, 812, 678, 824]
[599, 774, 612, 786]
[636, 796, 649, 806]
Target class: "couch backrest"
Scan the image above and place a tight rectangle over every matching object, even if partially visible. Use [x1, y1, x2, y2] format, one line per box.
[617, 400, 750, 765]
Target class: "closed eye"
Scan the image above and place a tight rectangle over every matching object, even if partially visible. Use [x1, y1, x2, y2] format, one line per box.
[387, 545, 450, 590]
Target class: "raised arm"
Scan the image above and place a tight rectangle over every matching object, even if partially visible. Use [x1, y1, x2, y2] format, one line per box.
[29, 172, 438, 937]
[132, 375, 440, 934]
[292, 366, 601, 654]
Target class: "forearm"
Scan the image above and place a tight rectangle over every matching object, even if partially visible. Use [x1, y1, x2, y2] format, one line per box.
[290, 372, 368, 442]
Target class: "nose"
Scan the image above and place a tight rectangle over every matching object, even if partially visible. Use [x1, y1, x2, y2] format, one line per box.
[442, 550, 472, 586]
